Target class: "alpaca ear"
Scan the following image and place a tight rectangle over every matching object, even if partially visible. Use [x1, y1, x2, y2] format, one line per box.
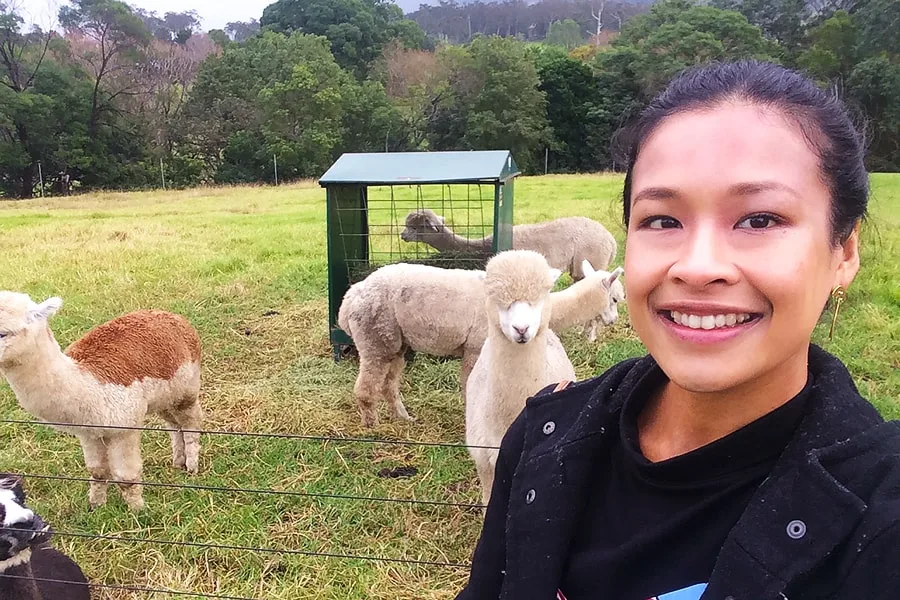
[603, 267, 624, 288]
[581, 259, 596, 276]
[27, 297, 62, 323]
[549, 268, 563, 284]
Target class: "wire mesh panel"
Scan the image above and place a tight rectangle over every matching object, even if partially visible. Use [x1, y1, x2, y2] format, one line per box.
[320, 150, 519, 359]
[341, 183, 497, 284]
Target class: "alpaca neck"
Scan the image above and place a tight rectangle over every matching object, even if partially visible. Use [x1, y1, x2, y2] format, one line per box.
[484, 327, 552, 426]
[0, 549, 39, 600]
[0, 328, 84, 424]
[436, 226, 493, 253]
[549, 278, 609, 331]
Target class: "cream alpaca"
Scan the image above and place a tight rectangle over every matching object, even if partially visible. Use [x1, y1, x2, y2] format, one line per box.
[337, 260, 622, 427]
[465, 250, 576, 504]
[401, 208, 618, 279]
[0, 292, 203, 510]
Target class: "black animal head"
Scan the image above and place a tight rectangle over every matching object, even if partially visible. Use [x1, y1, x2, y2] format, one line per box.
[0, 474, 51, 562]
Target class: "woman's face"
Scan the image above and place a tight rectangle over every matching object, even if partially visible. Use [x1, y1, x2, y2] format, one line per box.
[624, 102, 860, 396]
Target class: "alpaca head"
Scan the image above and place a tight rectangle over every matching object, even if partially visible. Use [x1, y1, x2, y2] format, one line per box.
[581, 262, 625, 326]
[0, 474, 51, 563]
[0, 292, 63, 369]
[400, 209, 446, 243]
[484, 250, 561, 344]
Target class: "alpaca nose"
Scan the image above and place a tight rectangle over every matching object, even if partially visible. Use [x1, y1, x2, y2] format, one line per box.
[513, 325, 529, 337]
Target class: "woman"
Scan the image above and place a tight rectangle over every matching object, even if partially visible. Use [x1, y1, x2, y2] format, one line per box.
[456, 60, 900, 600]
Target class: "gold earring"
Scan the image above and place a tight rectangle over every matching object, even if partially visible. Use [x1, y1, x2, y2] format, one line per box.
[828, 285, 846, 341]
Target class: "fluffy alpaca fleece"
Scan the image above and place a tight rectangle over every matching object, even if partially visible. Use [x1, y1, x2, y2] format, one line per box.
[465, 250, 576, 504]
[551, 263, 625, 341]
[338, 263, 487, 427]
[0, 292, 203, 510]
[401, 208, 618, 279]
[338, 260, 623, 427]
[0, 474, 90, 600]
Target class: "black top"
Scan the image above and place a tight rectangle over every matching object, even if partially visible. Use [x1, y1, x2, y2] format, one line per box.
[455, 345, 900, 600]
[560, 366, 811, 599]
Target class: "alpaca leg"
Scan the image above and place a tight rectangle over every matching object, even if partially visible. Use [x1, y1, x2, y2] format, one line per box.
[107, 431, 145, 510]
[172, 399, 203, 474]
[79, 436, 110, 510]
[160, 410, 186, 470]
[472, 448, 497, 506]
[383, 355, 414, 422]
[354, 357, 390, 428]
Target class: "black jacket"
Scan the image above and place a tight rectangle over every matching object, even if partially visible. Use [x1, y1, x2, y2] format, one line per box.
[456, 344, 900, 600]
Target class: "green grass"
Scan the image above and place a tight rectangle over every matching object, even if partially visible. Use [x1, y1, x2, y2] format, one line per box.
[0, 173, 897, 599]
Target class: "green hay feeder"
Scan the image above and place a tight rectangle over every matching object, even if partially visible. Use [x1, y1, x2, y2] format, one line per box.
[319, 150, 520, 361]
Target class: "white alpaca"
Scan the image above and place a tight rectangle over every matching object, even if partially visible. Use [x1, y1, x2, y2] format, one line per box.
[337, 260, 623, 427]
[465, 250, 577, 505]
[401, 208, 618, 279]
[0, 474, 90, 599]
[0, 292, 203, 510]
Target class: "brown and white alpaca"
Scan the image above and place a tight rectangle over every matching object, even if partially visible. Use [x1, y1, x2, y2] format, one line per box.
[0, 292, 204, 510]
[465, 250, 576, 504]
[0, 474, 91, 600]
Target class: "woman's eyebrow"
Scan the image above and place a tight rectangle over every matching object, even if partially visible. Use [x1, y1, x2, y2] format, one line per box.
[729, 181, 801, 199]
[632, 181, 801, 206]
[632, 186, 679, 206]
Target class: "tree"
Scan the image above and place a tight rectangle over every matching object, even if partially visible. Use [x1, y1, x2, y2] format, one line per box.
[797, 10, 859, 82]
[259, 0, 426, 77]
[59, 0, 151, 138]
[429, 35, 550, 172]
[847, 56, 899, 171]
[184, 30, 396, 183]
[546, 19, 583, 49]
[608, 0, 777, 98]
[0, 2, 54, 197]
[225, 19, 260, 42]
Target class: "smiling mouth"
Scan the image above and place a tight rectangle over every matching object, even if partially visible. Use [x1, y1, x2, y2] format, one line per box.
[662, 310, 763, 330]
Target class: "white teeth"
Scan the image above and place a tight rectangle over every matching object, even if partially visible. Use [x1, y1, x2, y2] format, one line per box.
[670, 311, 755, 330]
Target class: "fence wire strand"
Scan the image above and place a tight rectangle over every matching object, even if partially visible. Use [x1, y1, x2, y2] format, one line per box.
[0, 418, 501, 450]
[0, 572, 259, 599]
[0, 527, 470, 569]
[15, 472, 486, 510]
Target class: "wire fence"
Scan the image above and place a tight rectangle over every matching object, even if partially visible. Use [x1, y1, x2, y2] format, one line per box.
[0, 417, 491, 598]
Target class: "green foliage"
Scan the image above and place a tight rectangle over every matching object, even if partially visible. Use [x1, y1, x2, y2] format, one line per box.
[259, 0, 425, 77]
[613, 0, 778, 97]
[546, 19, 583, 50]
[847, 57, 900, 171]
[429, 36, 550, 173]
[797, 11, 859, 81]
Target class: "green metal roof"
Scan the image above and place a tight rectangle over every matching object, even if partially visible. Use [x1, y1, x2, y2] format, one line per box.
[318, 151, 520, 186]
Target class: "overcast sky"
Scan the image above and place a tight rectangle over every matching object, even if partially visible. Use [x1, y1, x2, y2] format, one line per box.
[14, 0, 425, 32]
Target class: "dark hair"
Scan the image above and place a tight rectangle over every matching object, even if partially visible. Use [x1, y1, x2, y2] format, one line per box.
[616, 60, 868, 245]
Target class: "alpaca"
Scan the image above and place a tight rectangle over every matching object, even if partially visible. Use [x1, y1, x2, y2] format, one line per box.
[465, 250, 576, 504]
[400, 208, 618, 279]
[338, 260, 623, 427]
[0, 474, 91, 600]
[0, 292, 204, 510]
[551, 262, 625, 341]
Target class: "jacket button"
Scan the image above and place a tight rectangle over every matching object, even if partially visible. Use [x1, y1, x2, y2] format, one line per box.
[525, 489, 536, 504]
[542, 421, 556, 435]
[786, 519, 807, 539]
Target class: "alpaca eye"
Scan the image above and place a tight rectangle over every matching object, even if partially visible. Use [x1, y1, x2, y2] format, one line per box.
[0, 332, 7, 339]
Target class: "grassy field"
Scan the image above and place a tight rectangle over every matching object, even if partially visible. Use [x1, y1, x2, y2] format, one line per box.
[0, 173, 897, 599]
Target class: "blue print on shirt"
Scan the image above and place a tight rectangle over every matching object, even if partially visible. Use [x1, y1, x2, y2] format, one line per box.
[648, 582, 707, 600]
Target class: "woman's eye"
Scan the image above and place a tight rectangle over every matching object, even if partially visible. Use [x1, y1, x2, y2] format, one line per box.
[645, 216, 681, 229]
[736, 214, 781, 229]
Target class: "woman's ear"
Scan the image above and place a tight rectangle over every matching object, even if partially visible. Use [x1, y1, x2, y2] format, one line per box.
[833, 220, 861, 290]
